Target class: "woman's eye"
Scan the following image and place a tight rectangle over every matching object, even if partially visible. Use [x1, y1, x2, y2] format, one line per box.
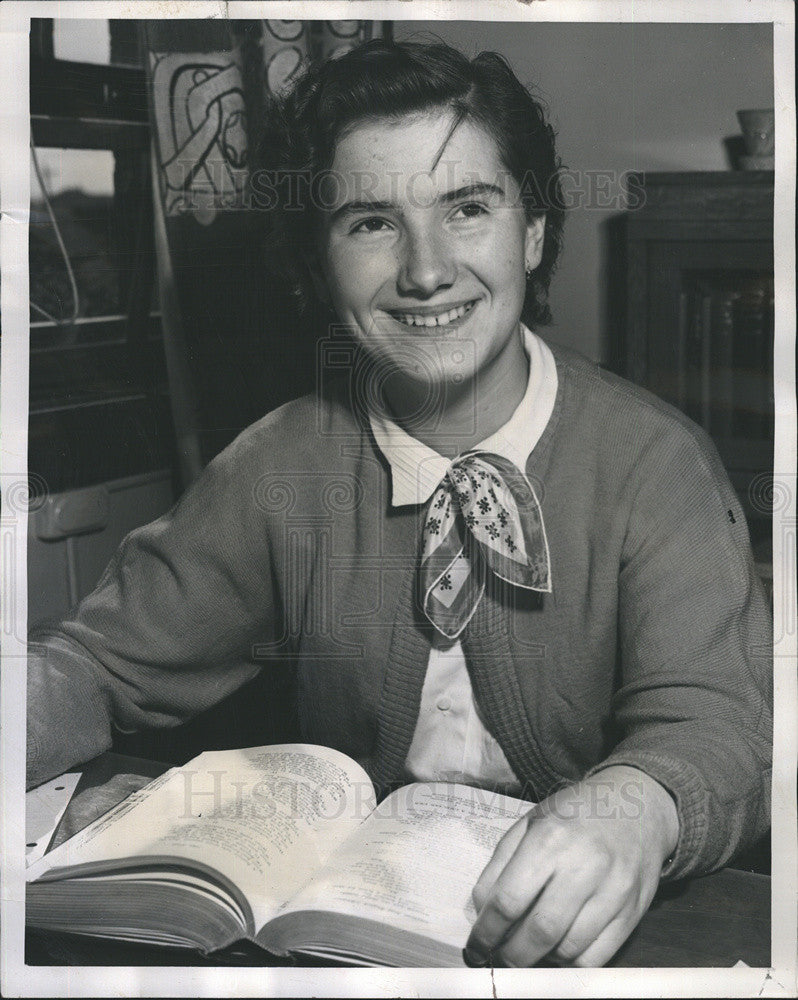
[351, 217, 391, 235]
[452, 202, 489, 220]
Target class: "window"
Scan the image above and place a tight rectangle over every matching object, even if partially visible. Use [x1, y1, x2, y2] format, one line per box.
[28, 18, 175, 494]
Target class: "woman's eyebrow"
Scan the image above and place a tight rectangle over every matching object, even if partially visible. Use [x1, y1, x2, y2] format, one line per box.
[330, 183, 506, 223]
[330, 198, 396, 223]
[439, 182, 506, 204]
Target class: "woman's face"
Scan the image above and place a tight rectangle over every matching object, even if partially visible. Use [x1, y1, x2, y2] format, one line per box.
[315, 109, 545, 408]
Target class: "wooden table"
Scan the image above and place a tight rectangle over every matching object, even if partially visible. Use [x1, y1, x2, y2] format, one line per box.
[26, 752, 771, 968]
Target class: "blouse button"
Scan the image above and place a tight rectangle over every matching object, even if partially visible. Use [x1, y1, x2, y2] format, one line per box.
[437, 697, 452, 712]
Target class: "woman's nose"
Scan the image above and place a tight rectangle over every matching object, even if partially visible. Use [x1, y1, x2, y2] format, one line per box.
[396, 228, 456, 297]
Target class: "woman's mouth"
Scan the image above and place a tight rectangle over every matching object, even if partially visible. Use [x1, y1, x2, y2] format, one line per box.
[388, 300, 477, 328]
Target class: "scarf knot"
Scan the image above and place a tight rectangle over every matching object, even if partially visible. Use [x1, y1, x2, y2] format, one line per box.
[419, 451, 551, 639]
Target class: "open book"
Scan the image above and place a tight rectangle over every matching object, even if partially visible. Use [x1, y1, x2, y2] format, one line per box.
[26, 744, 531, 966]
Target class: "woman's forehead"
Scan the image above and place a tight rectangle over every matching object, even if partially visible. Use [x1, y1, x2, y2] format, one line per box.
[327, 110, 509, 199]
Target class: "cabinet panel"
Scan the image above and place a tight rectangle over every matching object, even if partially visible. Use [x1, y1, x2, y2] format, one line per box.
[616, 172, 774, 560]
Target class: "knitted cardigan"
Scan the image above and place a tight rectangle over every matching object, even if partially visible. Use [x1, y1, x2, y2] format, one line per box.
[27, 343, 773, 880]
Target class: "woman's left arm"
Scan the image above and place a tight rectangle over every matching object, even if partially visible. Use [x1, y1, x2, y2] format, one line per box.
[593, 418, 773, 878]
[467, 418, 772, 967]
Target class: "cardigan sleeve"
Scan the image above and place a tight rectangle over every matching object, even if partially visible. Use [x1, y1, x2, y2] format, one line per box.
[586, 416, 773, 880]
[27, 427, 286, 790]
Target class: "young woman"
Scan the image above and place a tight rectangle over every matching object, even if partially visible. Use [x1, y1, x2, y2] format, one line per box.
[27, 40, 772, 968]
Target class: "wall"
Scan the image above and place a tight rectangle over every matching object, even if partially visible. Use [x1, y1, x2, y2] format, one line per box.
[394, 21, 774, 362]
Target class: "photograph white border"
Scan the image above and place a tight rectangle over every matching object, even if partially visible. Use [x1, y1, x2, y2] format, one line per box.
[2, 1, 795, 996]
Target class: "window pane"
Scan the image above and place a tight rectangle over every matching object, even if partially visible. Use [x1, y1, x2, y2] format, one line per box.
[30, 148, 120, 324]
[52, 19, 110, 65]
[50, 19, 144, 67]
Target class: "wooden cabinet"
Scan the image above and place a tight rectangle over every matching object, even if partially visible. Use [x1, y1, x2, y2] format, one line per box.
[611, 171, 774, 565]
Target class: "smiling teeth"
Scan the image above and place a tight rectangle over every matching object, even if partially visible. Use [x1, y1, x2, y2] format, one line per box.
[393, 302, 475, 327]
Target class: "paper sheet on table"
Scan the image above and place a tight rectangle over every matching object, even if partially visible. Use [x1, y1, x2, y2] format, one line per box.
[25, 772, 81, 866]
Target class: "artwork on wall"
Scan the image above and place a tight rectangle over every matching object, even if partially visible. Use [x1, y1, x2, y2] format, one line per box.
[150, 49, 248, 219]
[262, 19, 387, 94]
[149, 20, 389, 222]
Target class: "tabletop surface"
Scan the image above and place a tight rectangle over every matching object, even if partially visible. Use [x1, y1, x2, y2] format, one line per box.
[26, 751, 771, 969]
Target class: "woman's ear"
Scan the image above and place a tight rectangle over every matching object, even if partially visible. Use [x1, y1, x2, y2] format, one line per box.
[524, 215, 546, 272]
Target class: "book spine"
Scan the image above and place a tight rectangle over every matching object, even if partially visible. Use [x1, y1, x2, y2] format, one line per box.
[732, 280, 770, 440]
[700, 293, 712, 433]
[683, 282, 705, 428]
[710, 290, 737, 441]
[676, 290, 688, 412]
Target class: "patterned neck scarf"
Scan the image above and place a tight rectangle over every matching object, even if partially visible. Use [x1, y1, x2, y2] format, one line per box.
[419, 451, 551, 639]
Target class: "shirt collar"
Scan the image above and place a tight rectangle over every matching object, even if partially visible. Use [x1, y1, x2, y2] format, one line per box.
[369, 324, 559, 507]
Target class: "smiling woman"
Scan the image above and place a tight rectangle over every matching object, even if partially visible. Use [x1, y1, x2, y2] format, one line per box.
[261, 41, 565, 325]
[26, 38, 772, 970]
[259, 41, 563, 450]
[316, 112, 544, 450]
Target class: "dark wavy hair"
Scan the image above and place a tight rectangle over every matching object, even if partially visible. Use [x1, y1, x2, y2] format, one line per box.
[259, 39, 566, 327]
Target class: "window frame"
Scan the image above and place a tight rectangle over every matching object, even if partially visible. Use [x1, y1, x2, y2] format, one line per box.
[28, 18, 174, 493]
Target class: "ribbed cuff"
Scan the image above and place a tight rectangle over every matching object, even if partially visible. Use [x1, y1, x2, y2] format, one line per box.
[27, 639, 115, 789]
[584, 750, 708, 881]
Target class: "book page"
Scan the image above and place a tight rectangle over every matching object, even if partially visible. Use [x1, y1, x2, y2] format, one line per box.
[274, 782, 530, 950]
[28, 744, 376, 933]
